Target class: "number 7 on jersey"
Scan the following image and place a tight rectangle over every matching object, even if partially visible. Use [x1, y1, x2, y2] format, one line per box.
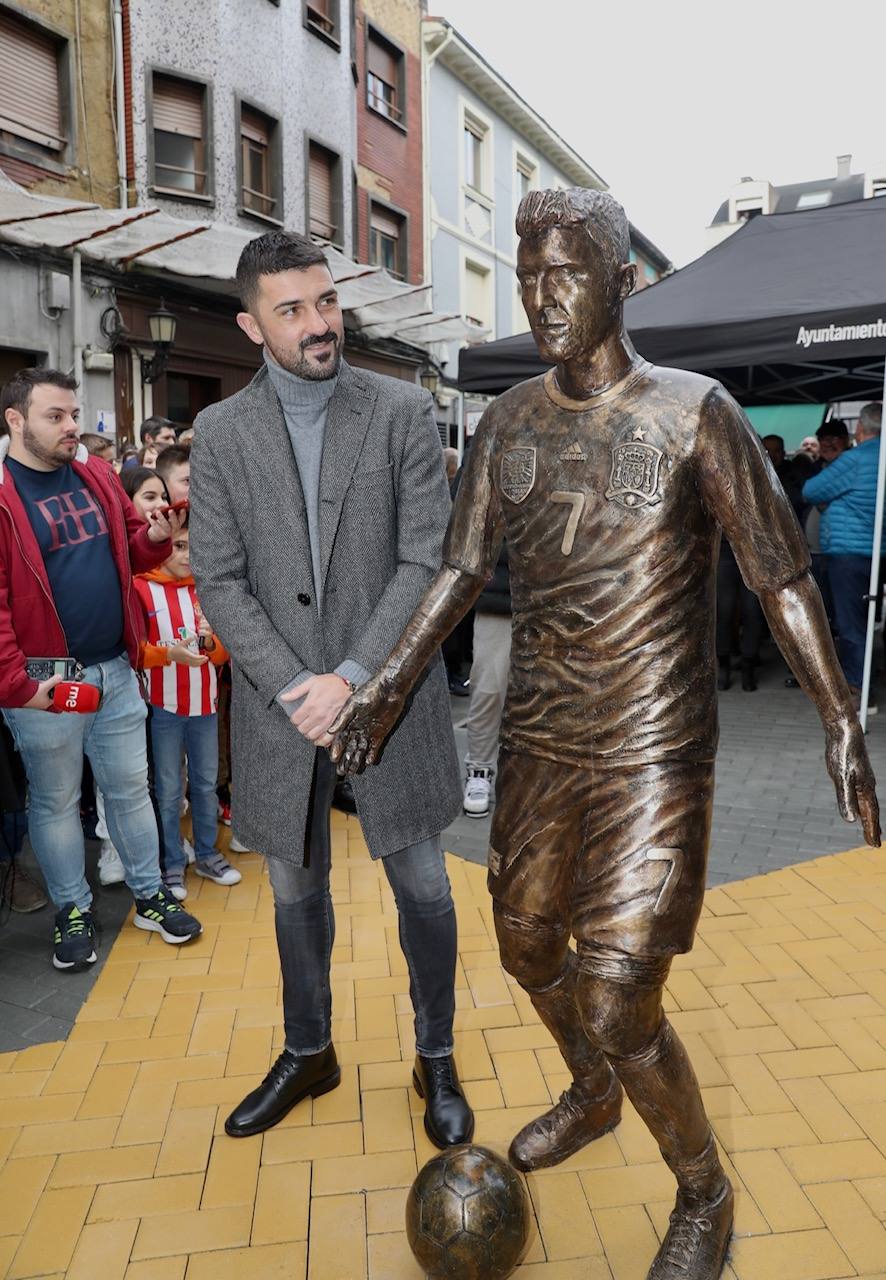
[551, 491, 586, 556]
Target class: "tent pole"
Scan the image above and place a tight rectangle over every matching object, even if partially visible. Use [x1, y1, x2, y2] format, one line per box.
[858, 355, 886, 732]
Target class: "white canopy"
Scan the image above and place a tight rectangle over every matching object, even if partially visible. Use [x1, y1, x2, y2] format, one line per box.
[0, 177, 487, 349]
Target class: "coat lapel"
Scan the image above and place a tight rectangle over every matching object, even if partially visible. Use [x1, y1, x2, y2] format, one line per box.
[318, 363, 376, 588]
[240, 369, 311, 560]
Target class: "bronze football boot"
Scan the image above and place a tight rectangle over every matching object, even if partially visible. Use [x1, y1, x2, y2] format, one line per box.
[647, 1181, 734, 1280]
[509, 1066, 623, 1171]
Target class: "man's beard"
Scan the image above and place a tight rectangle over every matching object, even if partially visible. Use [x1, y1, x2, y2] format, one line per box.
[268, 331, 342, 381]
[23, 422, 74, 468]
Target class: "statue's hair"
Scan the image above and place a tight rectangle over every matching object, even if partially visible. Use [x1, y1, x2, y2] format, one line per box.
[515, 188, 630, 276]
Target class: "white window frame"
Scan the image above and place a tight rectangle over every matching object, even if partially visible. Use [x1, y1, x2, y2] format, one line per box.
[459, 97, 494, 227]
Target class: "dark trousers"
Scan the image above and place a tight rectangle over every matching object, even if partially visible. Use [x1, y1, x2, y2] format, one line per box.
[828, 554, 875, 689]
[716, 555, 764, 663]
[268, 751, 457, 1058]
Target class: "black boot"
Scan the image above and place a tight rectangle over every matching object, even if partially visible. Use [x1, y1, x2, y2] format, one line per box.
[225, 1044, 340, 1137]
[413, 1054, 474, 1148]
[741, 661, 757, 692]
[717, 657, 731, 691]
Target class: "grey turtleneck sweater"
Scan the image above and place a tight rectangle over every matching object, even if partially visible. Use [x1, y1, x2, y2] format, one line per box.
[264, 350, 370, 702]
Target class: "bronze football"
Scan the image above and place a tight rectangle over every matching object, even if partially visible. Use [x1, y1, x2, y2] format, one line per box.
[405, 1144, 531, 1279]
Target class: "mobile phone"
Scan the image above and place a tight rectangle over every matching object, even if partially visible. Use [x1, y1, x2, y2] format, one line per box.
[25, 658, 79, 681]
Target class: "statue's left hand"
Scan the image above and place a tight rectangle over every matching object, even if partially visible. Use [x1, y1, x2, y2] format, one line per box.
[826, 720, 881, 846]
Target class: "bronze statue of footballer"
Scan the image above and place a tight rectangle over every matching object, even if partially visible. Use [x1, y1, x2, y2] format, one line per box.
[329, 188, 880, 1280]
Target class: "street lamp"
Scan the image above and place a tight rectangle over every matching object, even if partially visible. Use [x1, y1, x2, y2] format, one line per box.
[139, 300, 177, 383]
[420, 363, 440, 396]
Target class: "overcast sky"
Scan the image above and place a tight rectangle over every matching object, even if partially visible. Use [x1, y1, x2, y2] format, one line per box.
[433, 0, 885, 266]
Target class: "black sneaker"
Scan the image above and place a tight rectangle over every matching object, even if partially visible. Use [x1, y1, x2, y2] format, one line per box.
[133, 889, 202, 944]
[53, 903, 97, 971]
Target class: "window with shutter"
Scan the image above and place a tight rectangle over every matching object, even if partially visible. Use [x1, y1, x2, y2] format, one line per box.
[308, 143, 336, 241]
[369, 203, 404, 278]
[464, 260, 491, 329]
[241, 106, 276, 218]
[0, 11, 64, 151]
[305, 0, 338, 41]
[366, 32, 402, 123]
[152, 74, 207, 195]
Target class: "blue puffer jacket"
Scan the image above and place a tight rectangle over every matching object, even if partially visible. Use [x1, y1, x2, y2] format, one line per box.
[802, 438, 886, 556]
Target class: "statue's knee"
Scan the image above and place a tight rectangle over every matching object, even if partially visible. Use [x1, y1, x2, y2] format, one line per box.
[493, 905, 569, 991]
[575, 943, 669, 1058]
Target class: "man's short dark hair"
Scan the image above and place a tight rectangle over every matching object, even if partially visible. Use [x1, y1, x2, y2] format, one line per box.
[1, 368, 78, 437]
[79, 432, 114, 457]
[236, 230, 329, 311]
[817, 418, 850, 442]
[139, 415, 176, 445]
[155, 443, 190, 481]
[515, 188, 631, 279]
[762, 434, 785, 450]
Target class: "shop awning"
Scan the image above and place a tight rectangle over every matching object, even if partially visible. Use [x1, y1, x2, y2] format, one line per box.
[0, 175, 485, 351]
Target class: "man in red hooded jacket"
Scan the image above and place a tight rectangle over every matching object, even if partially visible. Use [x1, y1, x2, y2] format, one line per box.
[0, 368, 201, 970]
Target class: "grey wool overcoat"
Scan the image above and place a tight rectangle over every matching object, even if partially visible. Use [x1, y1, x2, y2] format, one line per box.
[188, 361, 462, 865]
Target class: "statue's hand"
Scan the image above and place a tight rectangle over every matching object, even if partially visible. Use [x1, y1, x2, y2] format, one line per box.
[825, 719, 881, 846]
[328, 674, 406, 775]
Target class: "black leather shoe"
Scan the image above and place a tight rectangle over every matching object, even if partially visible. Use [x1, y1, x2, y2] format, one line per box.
[413, 1054, 474, 1148]
[225, 1044, 340, 1137]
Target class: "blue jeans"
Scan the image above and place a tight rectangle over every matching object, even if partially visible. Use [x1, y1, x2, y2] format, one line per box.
[150, 707, 219, 871]
[828, 554, 876, 688]
[269, 751, 457, 1058]
[2, 655, 162, 910]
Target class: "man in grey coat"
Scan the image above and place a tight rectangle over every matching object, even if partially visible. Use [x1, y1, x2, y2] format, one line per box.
[189, 231, 472, 1146]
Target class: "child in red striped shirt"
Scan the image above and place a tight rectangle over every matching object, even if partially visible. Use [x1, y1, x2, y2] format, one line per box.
[134, 521, 241, 901]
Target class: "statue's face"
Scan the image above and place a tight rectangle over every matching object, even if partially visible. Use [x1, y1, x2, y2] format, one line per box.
[517, 225, 621, 364]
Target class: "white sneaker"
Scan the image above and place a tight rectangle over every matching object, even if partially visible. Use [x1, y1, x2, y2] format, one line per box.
[463, 768, 492, 818]
[97, 839, 126, 885]
[228, 835, 250, 853]
[195, 853, 242, 886]
[182, 838, 196, 864]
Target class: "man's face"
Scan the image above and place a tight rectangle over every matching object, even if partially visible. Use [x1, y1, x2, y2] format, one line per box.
[517, 226, 628, 365]
[237, 264, 344, 381]
[818, 435, 847, 464]
[799, 437, 820, 460]
[150, 426, 177, 450]
[164, 461, 190, 505]
[5, 384, 80, 469]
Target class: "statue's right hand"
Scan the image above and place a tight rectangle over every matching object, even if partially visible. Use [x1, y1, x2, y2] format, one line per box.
[328, 674, 405, 775]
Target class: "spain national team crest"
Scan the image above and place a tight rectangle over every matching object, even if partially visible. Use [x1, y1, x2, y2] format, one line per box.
[501, 447, 536, 504]
[605, 429, 664, 509]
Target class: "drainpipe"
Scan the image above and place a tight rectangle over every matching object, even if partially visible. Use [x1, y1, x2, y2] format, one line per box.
[421, 23, 454, 283]
[72, 249, 86, 422]
[112, 0, 127, 207]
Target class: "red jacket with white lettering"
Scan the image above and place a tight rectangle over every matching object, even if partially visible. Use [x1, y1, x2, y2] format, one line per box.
[0, 437, 171, 708]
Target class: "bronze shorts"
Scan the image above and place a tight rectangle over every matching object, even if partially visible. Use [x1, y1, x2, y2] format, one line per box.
[488, 751, 714, 956]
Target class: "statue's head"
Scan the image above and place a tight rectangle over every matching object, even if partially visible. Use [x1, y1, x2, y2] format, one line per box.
[515, 188, 636, 364]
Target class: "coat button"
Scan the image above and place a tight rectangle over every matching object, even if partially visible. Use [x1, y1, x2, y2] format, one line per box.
[297, 592, 311, 606]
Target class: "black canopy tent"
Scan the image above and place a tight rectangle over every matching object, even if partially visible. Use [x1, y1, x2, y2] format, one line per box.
[457, 196, 886, 405]
[457, 195, 886, 728]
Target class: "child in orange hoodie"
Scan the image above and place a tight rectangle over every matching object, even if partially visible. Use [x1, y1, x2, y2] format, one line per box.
[134, 518, 241, 901]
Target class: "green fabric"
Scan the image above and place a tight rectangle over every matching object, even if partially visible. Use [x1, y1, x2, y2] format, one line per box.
[744, 404, 827, 452]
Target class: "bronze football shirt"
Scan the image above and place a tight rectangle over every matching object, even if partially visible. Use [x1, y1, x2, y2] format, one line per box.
[444, 361, 809, 767]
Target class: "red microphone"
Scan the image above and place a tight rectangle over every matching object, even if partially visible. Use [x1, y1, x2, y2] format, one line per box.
[51, 681, 102, 714]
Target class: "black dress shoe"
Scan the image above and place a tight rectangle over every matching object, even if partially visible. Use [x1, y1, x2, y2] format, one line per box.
[413, 1054, 474, 1148]
[332, 778, 357, 815]
[716, 658, 731, 691]
[225, 1044, 340, 1137]
[741, 662, 757, 692]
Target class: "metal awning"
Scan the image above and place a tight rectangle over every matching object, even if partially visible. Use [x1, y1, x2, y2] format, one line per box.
[0, 176, 486, 350]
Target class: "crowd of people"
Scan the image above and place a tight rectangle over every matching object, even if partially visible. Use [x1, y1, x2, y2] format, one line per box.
[714, 406, 883, 708]
[0, 378, 241, 960]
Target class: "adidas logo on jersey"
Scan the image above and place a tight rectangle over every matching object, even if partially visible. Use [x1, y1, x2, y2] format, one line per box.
[559, 441, 587, 462]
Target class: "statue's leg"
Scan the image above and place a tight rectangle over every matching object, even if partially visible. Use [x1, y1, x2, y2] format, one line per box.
[571, 762, 732, 1279]
[494, 903, 621, 1170]
[486, 751, 622, 1169]
[576, 948, 732, 1279]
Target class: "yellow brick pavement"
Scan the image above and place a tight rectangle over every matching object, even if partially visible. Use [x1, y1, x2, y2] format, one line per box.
[3, 820, 886, 1277]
